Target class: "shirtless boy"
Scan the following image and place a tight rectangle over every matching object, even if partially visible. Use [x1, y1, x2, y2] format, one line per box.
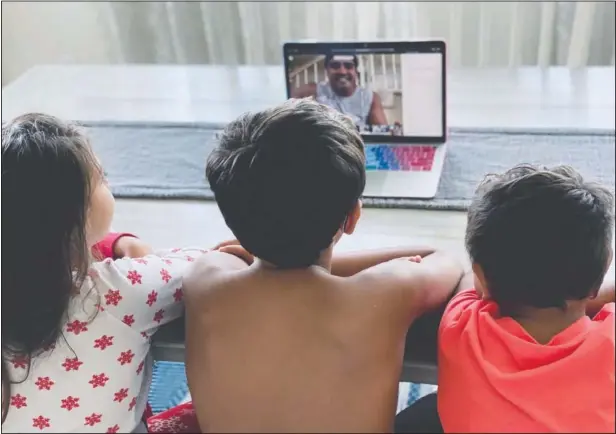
[183, 99, 464, 433]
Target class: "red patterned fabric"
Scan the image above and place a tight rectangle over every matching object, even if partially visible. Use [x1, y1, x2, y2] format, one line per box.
[143, 403, 154, 421]
[147, 402, 200, 433]
[93, 232, 138, 259]
[2, 247, 208, 433]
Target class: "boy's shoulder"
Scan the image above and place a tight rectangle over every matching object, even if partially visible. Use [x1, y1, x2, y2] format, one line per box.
[439, 287, 485, 332]
[342, 258, 426, 303]
[182, 251, 252, 300]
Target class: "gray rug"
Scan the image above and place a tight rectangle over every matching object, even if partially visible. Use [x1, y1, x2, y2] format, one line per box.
[86, 122, 615, 211]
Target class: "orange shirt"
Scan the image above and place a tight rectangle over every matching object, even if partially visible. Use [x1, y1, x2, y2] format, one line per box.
[438, 288, 615, 433]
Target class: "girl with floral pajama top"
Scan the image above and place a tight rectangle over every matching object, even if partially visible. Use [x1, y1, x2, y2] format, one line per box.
[1, 114, 206, 433]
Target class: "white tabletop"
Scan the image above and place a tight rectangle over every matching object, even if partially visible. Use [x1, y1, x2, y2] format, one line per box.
[2, 65, 615, 130]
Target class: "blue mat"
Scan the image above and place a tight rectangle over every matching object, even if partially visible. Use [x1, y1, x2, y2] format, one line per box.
[148, 361, 434, 415]
[149, 362, 189, 414]
[86, 122, 615, 211]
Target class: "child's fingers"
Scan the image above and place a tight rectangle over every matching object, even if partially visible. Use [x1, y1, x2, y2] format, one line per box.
[212, 239, 240, 250]
[218, 245, 254, 265]
[407, 255, 422, 263]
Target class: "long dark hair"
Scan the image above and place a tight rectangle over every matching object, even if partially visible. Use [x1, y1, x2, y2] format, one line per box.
[1, 114, 99, 423]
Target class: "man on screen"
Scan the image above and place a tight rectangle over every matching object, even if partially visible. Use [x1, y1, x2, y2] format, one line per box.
[291, 54, 388, 129]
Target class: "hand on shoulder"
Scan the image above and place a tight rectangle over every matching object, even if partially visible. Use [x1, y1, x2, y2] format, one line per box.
[210, 239, 254, 265]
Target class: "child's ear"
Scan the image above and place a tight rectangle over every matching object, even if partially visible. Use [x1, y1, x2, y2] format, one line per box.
[343, 200, 362, 235]
[472, 263, 490, 300]
[591, 249, 613, 299]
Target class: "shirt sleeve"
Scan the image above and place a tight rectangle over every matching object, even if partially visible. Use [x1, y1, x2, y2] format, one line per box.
[92, 232, 138, 260]
[593, 302, 615, 321]
[88, 247, 208, 337]
[440, 288, 482, 331]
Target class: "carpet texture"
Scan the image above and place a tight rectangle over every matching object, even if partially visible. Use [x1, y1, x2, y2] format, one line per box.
[87, 122, 615, 211]
[149, 361, 433, 415]
[148, 361, 190, 415]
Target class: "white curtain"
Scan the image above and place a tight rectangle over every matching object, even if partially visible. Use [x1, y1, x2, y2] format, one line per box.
[105, 1, 615, 68]
[2, 2, 615, 86]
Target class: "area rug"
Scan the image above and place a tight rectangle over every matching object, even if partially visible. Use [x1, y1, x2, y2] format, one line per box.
[148, 361, 433, 415]
[86, 121, 615, 211]
[148, 361, 191, 415]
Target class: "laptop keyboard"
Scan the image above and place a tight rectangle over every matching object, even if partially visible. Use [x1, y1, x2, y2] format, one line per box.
[365, 145, 437, 171]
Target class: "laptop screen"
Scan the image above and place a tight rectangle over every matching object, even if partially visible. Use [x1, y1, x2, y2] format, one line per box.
[283, 41, 446, 144]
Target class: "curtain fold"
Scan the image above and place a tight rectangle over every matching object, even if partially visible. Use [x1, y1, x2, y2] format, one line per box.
[2, 2, 615, 86]
[104, 2, 614, 67]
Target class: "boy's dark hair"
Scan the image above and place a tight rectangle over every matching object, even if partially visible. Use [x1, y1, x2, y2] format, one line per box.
[207, 99, 366, 268]
[466, 164, 614, 312]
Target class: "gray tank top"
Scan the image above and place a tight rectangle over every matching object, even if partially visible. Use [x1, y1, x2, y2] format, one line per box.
[315, 81, 373, 129]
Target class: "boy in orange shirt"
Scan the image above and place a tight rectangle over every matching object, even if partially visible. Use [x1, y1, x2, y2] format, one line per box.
[437, 164, 615, 433]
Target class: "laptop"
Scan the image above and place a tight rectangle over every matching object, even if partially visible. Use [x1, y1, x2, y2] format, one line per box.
[283, 40, 447, 199]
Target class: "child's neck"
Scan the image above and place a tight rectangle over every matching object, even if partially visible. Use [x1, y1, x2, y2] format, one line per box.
[313, 246, 334, 272]
[510, 301, 587, 344]
[255, 246, 334, 273]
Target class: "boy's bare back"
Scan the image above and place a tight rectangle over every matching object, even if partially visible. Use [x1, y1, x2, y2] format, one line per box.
[186, 100, 463, 432]
[184, 251, 462, 433]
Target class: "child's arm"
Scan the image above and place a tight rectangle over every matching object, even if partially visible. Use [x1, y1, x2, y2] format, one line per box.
[330, 246, 436, 277]
[455, 266, 475, 293]
[355, 250, 465, 317]
[182, 249, 251, 293]
[209, 239, 437, 277]
[587, 274, 615, 317]
[90, 243, 208, 337]
[92, 232, 154, 259]
[187, 250, 250, 276]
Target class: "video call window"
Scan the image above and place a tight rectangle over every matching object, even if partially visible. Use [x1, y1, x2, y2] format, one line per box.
[286, 45, 444, 139]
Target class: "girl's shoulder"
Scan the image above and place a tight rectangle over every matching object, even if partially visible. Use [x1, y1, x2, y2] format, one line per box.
[87, 248, 207, 292]
[80, 248, 208, 335]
